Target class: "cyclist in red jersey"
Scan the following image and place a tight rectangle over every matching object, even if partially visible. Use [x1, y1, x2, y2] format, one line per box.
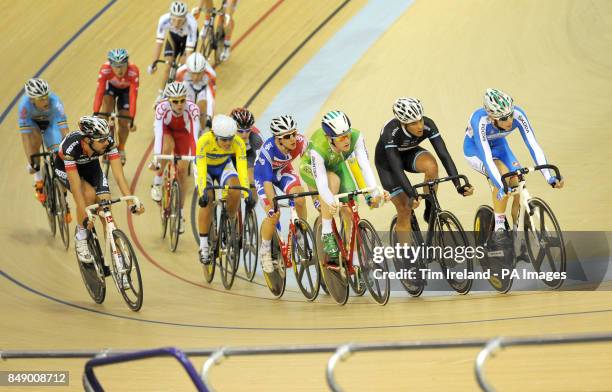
[150, 82, 201, 234]
[93, 48, 139, 165]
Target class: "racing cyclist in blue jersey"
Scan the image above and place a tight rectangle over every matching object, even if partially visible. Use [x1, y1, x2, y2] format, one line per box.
[18, 79, 70, 210]
[463, 88, 564, 247]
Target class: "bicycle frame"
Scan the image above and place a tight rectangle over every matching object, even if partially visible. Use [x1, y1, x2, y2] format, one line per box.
[85, 196, 141, 286]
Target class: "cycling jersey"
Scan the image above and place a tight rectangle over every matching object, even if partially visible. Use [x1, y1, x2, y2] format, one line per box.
[18, 93, 68, 150]
[195, 131, 248, 197]
[463, 106, 551, 190]
[234, 128, 263, 168]
[93, 62, 140, 118]
[153, 99, 201, 156]
[175, 64, 216, 116]
[253, 134, 305, 204]
[299, 129, 378, 205]
[156, 13, 198, 51]
[374, 116, 459, 197]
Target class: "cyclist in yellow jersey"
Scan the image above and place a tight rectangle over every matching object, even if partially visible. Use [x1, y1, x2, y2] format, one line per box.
[195, 114, 250, 264]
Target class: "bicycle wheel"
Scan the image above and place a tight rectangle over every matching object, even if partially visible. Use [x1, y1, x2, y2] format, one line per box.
[292, 218, 320, 301]
[213, 27, 225, 65]
[160, 172, 170, 239]
[314, 218, 349, 305]
[434, 211, 473, 294]
[76, 227, 106, 304]
[524, 197, 566, 288]
[43, 166, 56, 236]
[474, 205, 514, 293]
[191, 187, 200, 245]
[340, 219, 365, 296]
[53, 178, 70, 250]
[112, 229, 143, 311]
[168, 180, 181, 252]
[242, 206, 259, 281]
[219, 213, 239, 289]
[357, 220, 390, 305]
[264, 231, 286, 298]
[202, 210, 217, 283]
[200, 24, 215, 60]
[390, 216, 426, 297]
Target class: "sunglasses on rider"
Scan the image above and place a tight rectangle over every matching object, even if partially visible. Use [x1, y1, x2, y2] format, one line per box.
[280, 132, 297, 140]
[237, 128, 251, 134]
[170, 98, 186, 104]
[497, 114, 513, 122]
[332, 133, 350, 142]
[216, 136, 233, 143]
[32, 95, 49, 102]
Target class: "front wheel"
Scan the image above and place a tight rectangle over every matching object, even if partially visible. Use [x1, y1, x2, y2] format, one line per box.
[524, 197, 566, 289]
[112, 229, 143, 311]
[434, 211, 473, 294]
[314, 217, 349, 305]
[218, 213, 239, 289]
[43, 168, 56, 236]
[242, 206, 259, 281]
[357, 220, 390, 305]
[168, 180, 181, 252]
[202, 211, 217, 283]
[53, 178, 70, 250]
[292, 219, 320, 301]
[263, 231, 286, 298]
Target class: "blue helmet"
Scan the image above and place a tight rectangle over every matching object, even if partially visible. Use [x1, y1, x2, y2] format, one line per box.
[107, 48, 129, 65]
[321, 110, 351, 137]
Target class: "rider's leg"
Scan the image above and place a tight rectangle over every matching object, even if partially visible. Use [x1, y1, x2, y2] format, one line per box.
[225, 175, 241, 217]
[117, 108, 131, 163]
[151, 134, 174, 202]
[413, 151, 438, 222]
[22, 130, 45, 201]
[391, 192, 413, 244]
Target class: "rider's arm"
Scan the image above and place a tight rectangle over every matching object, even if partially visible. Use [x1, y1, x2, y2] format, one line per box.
[471, 114, 504, 190]
[93, 65, 107, 115]
[51, 95, 69, 136]
[253, 152, 275, 208]
[310, 150, 335, 205]
[153, 107, 164, 155]
[514, 107, 553, 182]
[195, 134, 209, 198]
[353, 135, 379, 196]
[65, 159, 88, 225]
[128, 65, 140, 120]
[189, 103, 201, 147]
[233, 137, 249, 196]
[429, 135, 460, 186]
[18, 98, 36, 160]
[107, 146, 132, 198]
[152, 15, 166, 64]
[185, 15, 198, 55]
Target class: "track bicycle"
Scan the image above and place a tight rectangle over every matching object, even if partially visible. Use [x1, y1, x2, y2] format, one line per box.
[93, 111, 134, 176]
[78, 196, 144, 311]
[200, 185, 252, 289]
[263, 191, 320, 300]
[154, 154, 194, 252]
[197, 0, 230, 65]
[314, 187, 390, 305]
[30, 145, 70, 250]
[389, 174, 473, 296]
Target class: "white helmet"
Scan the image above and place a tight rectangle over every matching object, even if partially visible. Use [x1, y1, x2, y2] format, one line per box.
[24, 78, 50, 98]
[483, 88, 514, 119]
[270, 115, 297, 136]
[186, 52, 208, 73]
[212, 114, 237, 138]
[321, 111, 351, 137]
[79, 116, 110, 139]
[170, 1, 188, 17]
[393, 97, 423, 123]
[163, 81, 187, 98]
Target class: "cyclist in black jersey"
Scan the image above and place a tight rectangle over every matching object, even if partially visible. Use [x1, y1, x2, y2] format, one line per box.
[231, 108, 262, 205]
[375, 98, 473, 236]
[55, 116, 144, 265]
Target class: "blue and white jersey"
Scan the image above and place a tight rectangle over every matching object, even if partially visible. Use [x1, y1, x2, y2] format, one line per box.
[18, 92, 68, 132]
[463, 106, 551, 190]
[253, 134, 306, 183]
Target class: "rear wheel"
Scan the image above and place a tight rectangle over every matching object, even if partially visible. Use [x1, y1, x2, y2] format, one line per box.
[314, 218, 349, 305]
[200, 24, 215, 60]
[242, 206, 259, 281]
[160, 171, 171, 239]
[43, 167, 56, 236]
[389, 215, 426, 297]
[168, 180, 181, 252]
[219, 214, 239, 289]
[77, 227, 106, 304]
[434, 211, 473, 294]
[292, 219, 320, 301]
[524, 197, 566, 288]
[112, 229, 143, 311]
[357, 220, 390, 305]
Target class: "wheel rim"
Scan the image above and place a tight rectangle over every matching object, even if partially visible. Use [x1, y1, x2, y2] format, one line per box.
[112, 230, 143, 311]
[357, 220, 389, 305]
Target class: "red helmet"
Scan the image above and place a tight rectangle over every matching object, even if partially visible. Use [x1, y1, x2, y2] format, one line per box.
[230, 107, 255, 129]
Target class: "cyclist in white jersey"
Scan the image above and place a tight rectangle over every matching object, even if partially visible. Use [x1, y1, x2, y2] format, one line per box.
[148, 1, 199, 95]
[193, 0, 238, 61]
[175, 52, 216, 131]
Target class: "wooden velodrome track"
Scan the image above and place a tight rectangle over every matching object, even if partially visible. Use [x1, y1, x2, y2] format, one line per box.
[2, 0, 612, 390]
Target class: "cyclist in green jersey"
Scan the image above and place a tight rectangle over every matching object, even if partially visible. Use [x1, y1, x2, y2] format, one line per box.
[299, 111, 388, 266]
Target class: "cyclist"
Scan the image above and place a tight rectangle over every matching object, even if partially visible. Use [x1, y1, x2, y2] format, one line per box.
[148, 1, 198, 97]
[19, 78, 69, 208]
[230, 107, 262, 192]
[54, 116, 144, 281]
[254, 115, 307, 273]
[195, 114, 250, 264]
[463, 88, 564, 247]
[375, 98, 473, 241]
[93, 48, 139, 165]
[299, 111, 388, 267]
[175, 52, 216, 131]
[194, 0, 238, 61]
[150, 82, 200, 235]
